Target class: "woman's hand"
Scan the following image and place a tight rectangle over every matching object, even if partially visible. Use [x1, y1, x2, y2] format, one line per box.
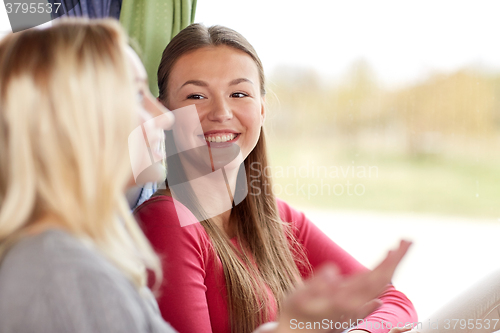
[271, 240, 412, 333]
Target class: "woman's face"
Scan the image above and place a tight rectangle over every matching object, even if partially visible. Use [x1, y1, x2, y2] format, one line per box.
[126, 48, 174, 187]
[164, 45, 265, 162]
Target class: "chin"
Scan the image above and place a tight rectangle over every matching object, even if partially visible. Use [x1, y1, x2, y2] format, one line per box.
[209, 143, 241, 170]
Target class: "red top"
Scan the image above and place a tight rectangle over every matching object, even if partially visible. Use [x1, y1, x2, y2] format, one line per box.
[134, 196, 417, 333]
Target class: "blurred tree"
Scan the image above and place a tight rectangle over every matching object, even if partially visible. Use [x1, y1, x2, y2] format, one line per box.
[388, 70, 496, 155]
[269, 61, 500, 157]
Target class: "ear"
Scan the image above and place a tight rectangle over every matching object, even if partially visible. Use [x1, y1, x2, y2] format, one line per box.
[260, 96, 266, 125]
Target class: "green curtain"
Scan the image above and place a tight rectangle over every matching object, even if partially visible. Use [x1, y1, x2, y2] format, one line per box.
[120, 0, 197, 97]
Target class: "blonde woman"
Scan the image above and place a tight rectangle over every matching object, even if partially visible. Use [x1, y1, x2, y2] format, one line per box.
[0, 19, 177, 332]
[0, 19, 411, 333]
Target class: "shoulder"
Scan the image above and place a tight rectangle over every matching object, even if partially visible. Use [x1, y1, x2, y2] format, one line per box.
[0, 229, 126, 310]
[276, 198, 308, 228]
[275, 198, 331, 251]
[0, 229, 175, 333]
[134, 195, 211, 262]
[0, 229, 108, 282]
[134, 195, 201, 229]
[134, 195, 180, 225]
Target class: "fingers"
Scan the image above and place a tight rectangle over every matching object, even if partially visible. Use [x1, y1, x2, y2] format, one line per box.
[314, 264, 341, 286]
[278, 240, 412, 333]
[364, 240, 412, 293]
[333, 240, 412, 311]
[287, 264, 342, 315]
[373, 240, 412, 279]
[305, 264, 341, 295]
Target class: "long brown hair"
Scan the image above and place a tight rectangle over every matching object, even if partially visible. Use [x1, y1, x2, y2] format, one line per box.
[157, 24, 310, 332]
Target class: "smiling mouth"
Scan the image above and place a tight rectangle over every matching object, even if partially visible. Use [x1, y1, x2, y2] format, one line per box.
[200, 133, 240, 145]
[205, 133, 239, 143]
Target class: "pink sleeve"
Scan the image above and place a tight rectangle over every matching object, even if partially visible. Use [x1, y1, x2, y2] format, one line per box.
[134, 197, 214, 333]
[277, 199, 418, 333]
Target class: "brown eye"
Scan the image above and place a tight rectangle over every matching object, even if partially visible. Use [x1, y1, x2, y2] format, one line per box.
[187, 94, 205, 100]
[231, 92, 248, 98]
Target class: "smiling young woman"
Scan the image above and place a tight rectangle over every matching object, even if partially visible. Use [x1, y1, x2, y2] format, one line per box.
[133, 23, 417, 333]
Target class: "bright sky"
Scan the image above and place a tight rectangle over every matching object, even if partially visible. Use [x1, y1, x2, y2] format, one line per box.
[2, 1, 500, 85]
[195, 0, 500, 86]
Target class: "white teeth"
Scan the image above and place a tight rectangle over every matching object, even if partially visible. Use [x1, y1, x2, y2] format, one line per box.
[204, 133, 237, 143]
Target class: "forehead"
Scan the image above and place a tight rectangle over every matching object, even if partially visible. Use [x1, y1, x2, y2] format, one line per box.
[169, 46, 260, 85]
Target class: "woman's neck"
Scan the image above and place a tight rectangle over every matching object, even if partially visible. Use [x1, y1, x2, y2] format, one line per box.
[212, 210, 235, 239]
[25, 212, 65, 236]
[157, 166, 238, 239]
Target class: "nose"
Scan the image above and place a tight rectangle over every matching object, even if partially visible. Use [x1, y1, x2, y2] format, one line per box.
[207, 95, 233, 122]
[143, 92, 174, 131]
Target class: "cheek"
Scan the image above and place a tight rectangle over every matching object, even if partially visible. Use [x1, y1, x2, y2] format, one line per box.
[237, 108, 262, 151]
[239, 104, 263, 133]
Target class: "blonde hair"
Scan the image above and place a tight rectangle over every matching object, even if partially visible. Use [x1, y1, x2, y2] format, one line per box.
[0, 19, 161, 289]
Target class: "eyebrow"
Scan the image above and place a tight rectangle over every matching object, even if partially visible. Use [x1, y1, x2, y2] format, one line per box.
[180, 78, 254, 89]
[229, 78, 253, 86]
[180, 80, 208, 88]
